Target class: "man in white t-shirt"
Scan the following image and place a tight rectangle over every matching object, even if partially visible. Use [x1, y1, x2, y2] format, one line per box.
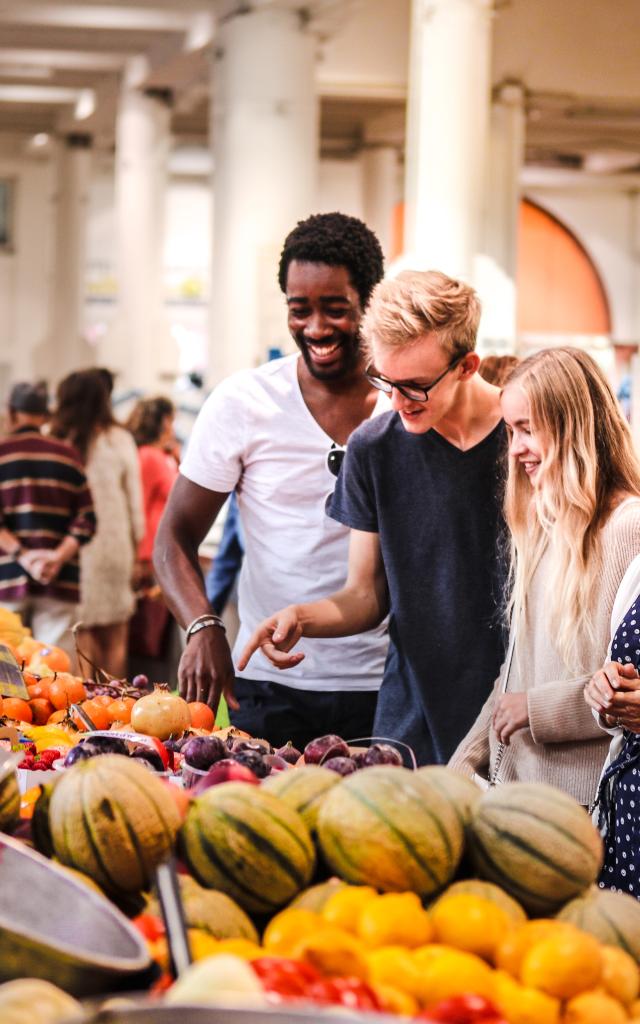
[153, 212, 389, 749]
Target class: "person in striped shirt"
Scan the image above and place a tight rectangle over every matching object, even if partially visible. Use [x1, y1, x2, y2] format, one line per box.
[0, 381, 96, 656]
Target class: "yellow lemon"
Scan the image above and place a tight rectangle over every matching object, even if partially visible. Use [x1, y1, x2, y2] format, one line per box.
[188, 928, 220, 961]
[367, 946, 426, 1000]
[601, 944, 640, 1004]
[420, 948, 495, 1007]
[293, 928, 369, 980]
[563, 989, 629, 1024]
[520, 930, 602, 1000]
[492, 968, 561, 1024]
[413, 944, 452, 970]
[212, 938, 263, 960]
[430, 892, 512, 962]
[262, 908, 326, 956]
[372, 983, 420, 1017]
[495, 919, 577, 977]
[357, 892, 433, 948]
[321, 885, 378, 933]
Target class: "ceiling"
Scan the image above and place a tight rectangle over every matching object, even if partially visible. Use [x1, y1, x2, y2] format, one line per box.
[0, 0, 638, 173]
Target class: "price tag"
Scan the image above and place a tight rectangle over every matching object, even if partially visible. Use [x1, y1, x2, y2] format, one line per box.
[0, 643, 29, 700]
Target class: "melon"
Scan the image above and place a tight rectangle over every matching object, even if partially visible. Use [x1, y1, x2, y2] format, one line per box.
[262, 766, 339, 835]
[180, 781, 315, 914]
[290, 878, 347, 912]
[147, 875, 259, 943]
[418, 766, 482, 828]
[316, 766, 463, 898]
[557, 885, 640, 960]
[467, 782, 603, 915]
[0, 768, 20, 834]
[48, 754, 181, 894]
[430, 879, 526, 923]
[31, 782, 54, 856]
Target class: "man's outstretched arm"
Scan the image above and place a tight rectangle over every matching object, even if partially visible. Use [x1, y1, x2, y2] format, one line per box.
[153, 474, 237, 710]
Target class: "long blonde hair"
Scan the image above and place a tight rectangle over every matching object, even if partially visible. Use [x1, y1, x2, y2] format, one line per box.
[505, 347, 640, 669]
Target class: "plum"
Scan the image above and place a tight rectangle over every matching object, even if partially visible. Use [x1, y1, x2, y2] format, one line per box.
[64, 743, 102, 767]
[131, 745, 166, 772]
[323, 756, 357, 776]
[363, 743, 404, 767]
[231, 739, 273, 757]
[85, 735, 128, 756]
[275, 741, 302, 765]
[182, 734, 227, 770]
[304, 734, 349, 765]
[233, 750, 270, 779]
[190, 759, 261, 794]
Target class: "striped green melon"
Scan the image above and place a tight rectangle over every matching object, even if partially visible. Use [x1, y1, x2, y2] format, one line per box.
[430, 879, 526, 923]
[557, 885, 640, 960]
[468, 782, 603, 915]
[316, 766, 464, 898]
[262, 766, 339, 835]
[289, 878, 347, 912]
[49, 754, 181, 894]
[31, 782, 54, 856]
[418, 766, 482, 829]
[180, 781, 315, 914]
[0, 768, 20, 834]
[147, 875, 259, 943]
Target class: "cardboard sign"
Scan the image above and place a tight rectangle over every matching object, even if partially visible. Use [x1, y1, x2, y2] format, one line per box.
[0, 643, 29, 700]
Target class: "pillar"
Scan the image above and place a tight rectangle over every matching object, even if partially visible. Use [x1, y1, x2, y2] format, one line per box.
[108, 83, 173, 391]
[362, 145, 400, 260]
[404, 0, 494, 281]
[38, 134, 93, 383]
[478, 81, 526, 351]
[209, 3, 319, 382]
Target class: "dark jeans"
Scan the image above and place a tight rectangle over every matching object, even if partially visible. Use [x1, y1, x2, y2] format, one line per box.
[230, 677, 379, 753]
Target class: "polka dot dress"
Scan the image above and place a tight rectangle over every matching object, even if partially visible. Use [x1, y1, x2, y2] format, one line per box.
[596, 598, 640, 899]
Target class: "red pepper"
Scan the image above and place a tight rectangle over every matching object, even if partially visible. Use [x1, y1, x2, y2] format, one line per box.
[252, 956, 321, 998]
[416, 994, 507, 1023]
[147, 737, 172, 771]
[132, 913, 166, 943]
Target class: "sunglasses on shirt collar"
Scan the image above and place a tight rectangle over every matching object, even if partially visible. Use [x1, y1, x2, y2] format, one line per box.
[327, 443, 347, 478]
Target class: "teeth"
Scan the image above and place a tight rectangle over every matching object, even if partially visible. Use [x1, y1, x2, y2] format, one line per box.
[308, 342, 339, 355]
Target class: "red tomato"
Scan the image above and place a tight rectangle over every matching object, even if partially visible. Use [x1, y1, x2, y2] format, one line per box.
[417, 994, 507, 1023]
[132, 913, 166, 943]
[252, 957, 322, 998]
[305, 976, 382, 1011]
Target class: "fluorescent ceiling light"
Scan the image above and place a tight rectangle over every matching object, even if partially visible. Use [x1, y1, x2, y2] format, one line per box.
[0, 84, 82, 103]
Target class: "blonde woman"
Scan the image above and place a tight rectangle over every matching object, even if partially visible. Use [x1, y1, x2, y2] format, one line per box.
[450, 347, 640, 806]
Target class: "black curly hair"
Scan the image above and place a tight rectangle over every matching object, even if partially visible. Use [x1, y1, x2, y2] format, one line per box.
[278, 212, 384, 308]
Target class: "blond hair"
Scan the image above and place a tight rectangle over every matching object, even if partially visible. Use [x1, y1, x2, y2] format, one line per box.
[505, 347, 640, 670]
[361, 270, 481, 359]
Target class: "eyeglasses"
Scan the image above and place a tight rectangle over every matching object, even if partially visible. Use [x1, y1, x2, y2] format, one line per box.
[327, 443, 346, 478]
[365, 355, 464, 403]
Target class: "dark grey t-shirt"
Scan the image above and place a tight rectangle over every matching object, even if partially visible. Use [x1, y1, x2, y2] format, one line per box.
[327, 410, 507, 765]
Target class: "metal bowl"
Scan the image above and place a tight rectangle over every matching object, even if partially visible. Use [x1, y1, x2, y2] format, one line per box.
[0, 833, 150, 995]
[76, 1004, 400, 1024]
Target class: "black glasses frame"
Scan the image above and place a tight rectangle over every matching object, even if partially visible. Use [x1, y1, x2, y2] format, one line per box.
[365, 354, 464, 403]
[327, 443, 347, 478]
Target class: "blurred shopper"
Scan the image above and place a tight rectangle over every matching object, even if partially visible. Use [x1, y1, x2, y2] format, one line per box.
[240, 270, 507, 765]
[0, 382, 95, 657]
[154, 213, 389, 750]
[126, 397, 179, 667]
[478, 354, 520, 387]
[206, 492, 244, 616]
[50, 370, 144, 679]
[451, 348, 640, 805]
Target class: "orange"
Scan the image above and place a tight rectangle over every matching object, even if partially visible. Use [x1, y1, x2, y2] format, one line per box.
[29, 697, 55, 725]
[419, 947, 495, 1007]
[210, 938, 262, 960]
[367, 946, 428, 1000]
[322, 885, 378, 933]
[563, 989, 628, 1023]
[48, 676, 86, 710]
[188, 702, 216, 730]
[91, 694, 113, 707]
[107, 697, 135, 723]
[33, 645, 71, 673]
[601, 944, 640, 1004]
[356, 892, 433, 948]
[47, 708, 69, 724]
[495, 919, 576, 977]
[430, 892, 513, 962]
[372, 983, 420, 1017]
[493, 968, 561, 1024]
[71, 700, 111, 731]
[263, 908, 327, 956]
[27, 679, 51, 700]
[520, 929, 602, 999]
[294, 928, 369, 980]
[3, 697, 33, 722]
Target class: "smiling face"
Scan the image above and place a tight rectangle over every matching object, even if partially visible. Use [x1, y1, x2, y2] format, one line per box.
[286, 260, 364, 381]
[369, 332, 474, 435]
[501, 383, 545, 485]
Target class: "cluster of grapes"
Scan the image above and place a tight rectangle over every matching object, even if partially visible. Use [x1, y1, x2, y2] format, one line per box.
[83, 672, 150, 702]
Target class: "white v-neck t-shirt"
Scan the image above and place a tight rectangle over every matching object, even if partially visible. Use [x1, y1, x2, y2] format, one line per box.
[180, 354, 389, 691]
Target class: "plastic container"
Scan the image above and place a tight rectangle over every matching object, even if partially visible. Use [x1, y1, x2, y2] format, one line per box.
[181, 762, 209, 790]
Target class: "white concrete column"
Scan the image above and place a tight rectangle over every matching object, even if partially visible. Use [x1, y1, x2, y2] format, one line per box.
[209, 3, 319, 381]
[108, 81, 173, 391]
[362, 145, 400, 260]
[404, 0, 494, 281]
[477, 81, 526, 351]
[37, 134, 93, 382]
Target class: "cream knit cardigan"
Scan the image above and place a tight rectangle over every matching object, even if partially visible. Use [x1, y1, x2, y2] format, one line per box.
[450, 499, 640, 806]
